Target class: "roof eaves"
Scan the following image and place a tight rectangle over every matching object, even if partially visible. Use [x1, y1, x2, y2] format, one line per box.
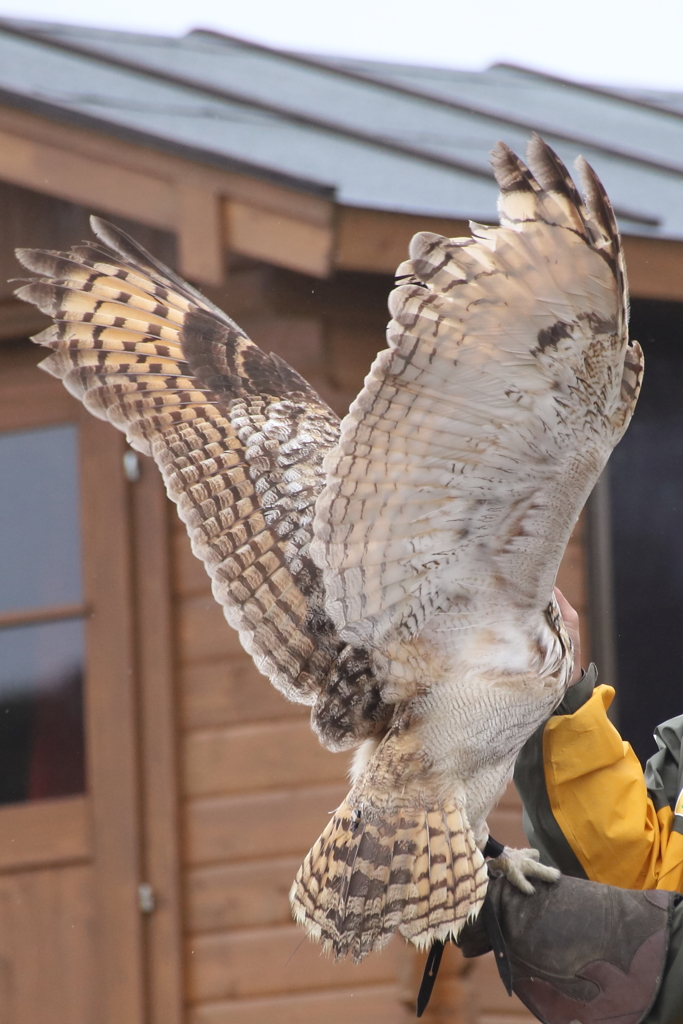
[0, 80, 336, 200]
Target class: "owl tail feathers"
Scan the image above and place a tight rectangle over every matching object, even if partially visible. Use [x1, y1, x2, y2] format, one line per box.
[289, 798, 488, 963]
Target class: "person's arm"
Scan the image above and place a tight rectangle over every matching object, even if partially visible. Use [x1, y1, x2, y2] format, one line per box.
[515, 590, 675, 890]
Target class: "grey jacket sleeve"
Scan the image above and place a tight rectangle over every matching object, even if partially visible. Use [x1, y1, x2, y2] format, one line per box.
[644, 714, 683, 818]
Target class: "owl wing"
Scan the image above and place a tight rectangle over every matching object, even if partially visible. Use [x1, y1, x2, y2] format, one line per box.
[312, 137, 643, 651]
[15, 219, 387, 749]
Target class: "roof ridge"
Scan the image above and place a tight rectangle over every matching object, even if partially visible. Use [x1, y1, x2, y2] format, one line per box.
[493, 62, 683, 123]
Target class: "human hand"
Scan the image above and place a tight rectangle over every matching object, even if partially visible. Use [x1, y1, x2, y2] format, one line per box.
[553, 586, 582, 685]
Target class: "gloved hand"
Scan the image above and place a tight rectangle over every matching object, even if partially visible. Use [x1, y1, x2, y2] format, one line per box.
[418, 874, 676, 1024]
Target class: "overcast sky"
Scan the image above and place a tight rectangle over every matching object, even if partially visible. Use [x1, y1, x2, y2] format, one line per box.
[0, 0, 680, 92]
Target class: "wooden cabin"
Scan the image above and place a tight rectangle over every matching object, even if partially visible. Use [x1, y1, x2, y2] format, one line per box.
[1, 19, 683, 1024]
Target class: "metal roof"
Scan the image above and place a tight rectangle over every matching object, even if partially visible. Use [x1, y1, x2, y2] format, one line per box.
[2, 18, 683, 238]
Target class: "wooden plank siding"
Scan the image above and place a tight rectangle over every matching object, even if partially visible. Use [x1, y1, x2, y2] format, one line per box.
[0, 864, 98, 1024]
[189, 984, 403, 1024]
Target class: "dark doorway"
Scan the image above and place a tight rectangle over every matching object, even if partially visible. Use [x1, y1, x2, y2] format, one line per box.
[609, 297, 683, 764]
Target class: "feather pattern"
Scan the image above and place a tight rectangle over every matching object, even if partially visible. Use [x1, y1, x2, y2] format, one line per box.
[311, 135, 641, 659]
[15, 137, 643, 962]
[15, 223, 390, 750]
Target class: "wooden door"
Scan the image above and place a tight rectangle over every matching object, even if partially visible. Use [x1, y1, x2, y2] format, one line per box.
[0, 343, 180, 1023]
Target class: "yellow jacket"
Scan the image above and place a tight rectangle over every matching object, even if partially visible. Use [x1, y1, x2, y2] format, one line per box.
[514, 664, 683, 893]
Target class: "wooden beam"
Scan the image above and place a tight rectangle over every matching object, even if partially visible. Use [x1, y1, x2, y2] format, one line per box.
[0, 601, 87, 629]
[177, 183, 224, 285]
[131, 460, 184, 1024]
[0, 797, 91, 872]
[335, 206, 470, 275]
[335, 206, 683, 304]
[225, 200, 333, 277]
[5, 99, 683, 296]
[0, 126, 176, 231]
[622, 235, 683, 302]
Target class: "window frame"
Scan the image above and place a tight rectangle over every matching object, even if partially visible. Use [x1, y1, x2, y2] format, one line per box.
[0, 344, 151, 1023]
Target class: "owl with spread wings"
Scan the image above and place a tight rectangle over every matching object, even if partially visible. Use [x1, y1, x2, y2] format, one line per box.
[15, 137, 642, 963]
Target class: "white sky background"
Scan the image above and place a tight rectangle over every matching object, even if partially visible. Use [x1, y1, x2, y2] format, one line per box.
[0, 0, 680, 92]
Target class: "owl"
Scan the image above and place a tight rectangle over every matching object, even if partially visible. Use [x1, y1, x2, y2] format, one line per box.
[15, 136, 642, 963]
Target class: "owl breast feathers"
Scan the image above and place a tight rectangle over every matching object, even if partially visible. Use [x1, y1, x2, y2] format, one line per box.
[15, 136, 642, 961]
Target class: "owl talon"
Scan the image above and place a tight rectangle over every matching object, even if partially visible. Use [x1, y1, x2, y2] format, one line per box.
[488, 846, 560, 895]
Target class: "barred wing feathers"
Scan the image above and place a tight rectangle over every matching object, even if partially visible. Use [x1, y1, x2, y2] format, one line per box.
[15, 219, 386, 748]
[312, 137, 643, 651]
[14, 139, 645, 965]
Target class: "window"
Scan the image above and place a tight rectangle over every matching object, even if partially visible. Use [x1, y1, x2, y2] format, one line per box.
[0, 423, 86, 803]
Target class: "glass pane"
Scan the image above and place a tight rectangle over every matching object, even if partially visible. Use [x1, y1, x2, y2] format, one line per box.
[0, 424, 82, 613]
[0, 609, 86, 804]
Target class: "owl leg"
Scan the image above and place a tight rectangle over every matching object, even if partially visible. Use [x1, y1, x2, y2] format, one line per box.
[486, 843, 560, 895]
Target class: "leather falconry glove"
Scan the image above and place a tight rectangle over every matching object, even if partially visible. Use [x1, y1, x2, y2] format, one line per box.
[417, 873, 677, 1024]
